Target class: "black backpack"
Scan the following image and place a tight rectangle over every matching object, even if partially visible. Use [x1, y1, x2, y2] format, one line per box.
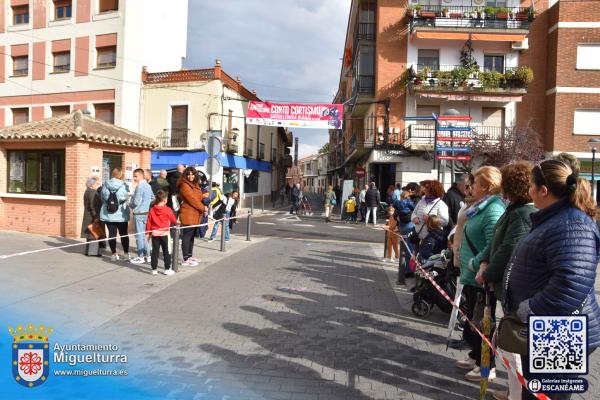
[106, 184, 124, 214]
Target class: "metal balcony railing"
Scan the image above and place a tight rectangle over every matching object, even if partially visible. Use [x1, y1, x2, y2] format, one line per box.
[357, 22, 376, 40]
[156, 128, 189, 148]
[415, 64, 517, 74]
[352, 74, 375, 97]
[409, 6, 532, 30]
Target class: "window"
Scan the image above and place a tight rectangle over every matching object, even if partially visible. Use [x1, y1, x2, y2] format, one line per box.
[12, 56, 28, 76]
[482, 108, 505, 128]
[12, 5, 29, 25]
[418, 49, 440, 71]
[54, 0, 72, 19]
[484, 55, 505, 73]
[12, 108, 29, 125]
[53, 52, 70, 73]
[96, 46, 116, 68]
[246, 139, 254, 157]
[486, 0, 507, 7]
[51, 105, 71, 117]
[574, 110, 600, 135]
[8, 150, 65, 195]
[170, 105, 188, 147]
[576, 44, 600, 70]
[244, 171, 259, 194]
[95, 103, 115, 124]
[259, 143, 265, 159]
[271, 147, 277, 162]
[99, 0, 118, 13]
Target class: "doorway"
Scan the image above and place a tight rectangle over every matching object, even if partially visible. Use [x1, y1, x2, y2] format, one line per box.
[370, 163, 396, 201]
[102, 152, 123, 183]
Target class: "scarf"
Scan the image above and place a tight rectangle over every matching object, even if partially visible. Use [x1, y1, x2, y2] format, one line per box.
[424, 195, 437, 204]
[466, 194, 492, 219]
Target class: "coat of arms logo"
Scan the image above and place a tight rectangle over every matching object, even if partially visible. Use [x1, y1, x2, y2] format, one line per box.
[8, 324, 53, 388]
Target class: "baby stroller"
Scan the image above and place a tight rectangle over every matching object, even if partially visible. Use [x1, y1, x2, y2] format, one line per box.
[411, 250, 464, 317]
[298, 194, 313, 216]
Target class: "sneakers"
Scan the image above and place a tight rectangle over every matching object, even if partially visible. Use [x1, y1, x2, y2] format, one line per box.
[455, 356, 477, 370]
[188, 257, 200, 263]
[207, 238, 215, 242]
[464, 366, 496, 382]
[491, 389, 509, 400]
[164, 269, 175, 275]
[182, 259, 198, 267]
[381, 258, 390, 263]
[111, 253, 119, 262]
[151, 270, 158, 276]
[130, 256, 146, 264]
[145, 256, 151, 263]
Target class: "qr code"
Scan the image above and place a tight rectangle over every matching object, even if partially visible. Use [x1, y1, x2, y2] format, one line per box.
[529, 316, 587, 374]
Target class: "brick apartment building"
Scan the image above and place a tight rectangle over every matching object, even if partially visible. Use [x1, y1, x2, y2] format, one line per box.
[329, 0, 600, 197]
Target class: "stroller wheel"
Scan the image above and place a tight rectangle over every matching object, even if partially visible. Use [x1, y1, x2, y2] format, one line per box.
[412, 300, 431, 317]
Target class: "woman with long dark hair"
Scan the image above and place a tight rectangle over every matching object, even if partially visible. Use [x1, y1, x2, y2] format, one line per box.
[505, 160, 600, 400]
[176, 166, 206, 266]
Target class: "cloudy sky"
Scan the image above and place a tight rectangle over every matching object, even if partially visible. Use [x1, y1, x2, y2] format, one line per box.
[184, 0, 350, 157]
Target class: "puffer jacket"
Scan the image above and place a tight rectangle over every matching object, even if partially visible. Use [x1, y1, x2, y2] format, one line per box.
[459, 195, 505, 288]
[177, 177, 206, 226]
[100, 178, 130, 223]
[504, 199, 600, 349]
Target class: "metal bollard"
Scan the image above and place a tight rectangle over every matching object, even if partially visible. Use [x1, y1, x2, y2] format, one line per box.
[262, 194, 265, 212]
[172, 224, 180, 272]
[383, 229, 388, 259]
[251, 196, 254, 215]
[397, 238, 406, 285]
[220, 218, 226, 252]
[246, 210, 252, 241]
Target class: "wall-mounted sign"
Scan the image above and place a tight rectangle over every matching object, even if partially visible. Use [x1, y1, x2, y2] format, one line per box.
[247, 101, 343, 129]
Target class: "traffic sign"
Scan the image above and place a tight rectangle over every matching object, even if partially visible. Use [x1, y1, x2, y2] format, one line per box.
[204, 156, 221, 175]
[436, 136, 472, 142]
[437, 115, 472, 121]
[436, 126, 472, 132]
[435, 146, 471, 153]
[436, 155, 472, 161]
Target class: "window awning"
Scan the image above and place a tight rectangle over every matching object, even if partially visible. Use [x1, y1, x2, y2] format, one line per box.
[414, 32, 526, 42]
[151, 151, 272, 172]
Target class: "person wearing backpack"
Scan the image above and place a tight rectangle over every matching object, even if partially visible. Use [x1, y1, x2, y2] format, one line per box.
[100, 168, 131, 262]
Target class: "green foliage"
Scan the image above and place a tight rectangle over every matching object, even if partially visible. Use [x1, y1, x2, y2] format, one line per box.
[460, 39, 478, 70]
[478, 70, 503, 88]
[318, 143, 329, 154]
[414, 3, 422, 11]
[514, 66, 534, 85]
[450, 67, 471, 86]
[484, 6, 495, 15]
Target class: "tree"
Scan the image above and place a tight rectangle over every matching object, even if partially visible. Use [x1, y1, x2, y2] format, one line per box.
[456, 126, 544, 172]
[460, 39, 478, 70]
[318, 142, 330, 154]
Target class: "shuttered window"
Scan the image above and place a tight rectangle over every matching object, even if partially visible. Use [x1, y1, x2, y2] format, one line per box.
[95, 103, 115, 124]
[482, 107, 504, 128]
[12, 108, 29, 125]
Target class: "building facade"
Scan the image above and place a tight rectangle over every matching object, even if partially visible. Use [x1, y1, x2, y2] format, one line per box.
[330, 0, 600, 195]
[0, 0, 188, 132]
[140, 60, 292, 207]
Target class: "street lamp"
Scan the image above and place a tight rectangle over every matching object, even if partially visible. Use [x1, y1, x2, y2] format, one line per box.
[588, 138, 600, 201]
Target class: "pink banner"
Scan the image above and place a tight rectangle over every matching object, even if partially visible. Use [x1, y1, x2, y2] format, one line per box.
[247, 101, 343, 129]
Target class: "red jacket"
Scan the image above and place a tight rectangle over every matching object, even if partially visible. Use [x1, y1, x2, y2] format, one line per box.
[146, 204, 177, 236]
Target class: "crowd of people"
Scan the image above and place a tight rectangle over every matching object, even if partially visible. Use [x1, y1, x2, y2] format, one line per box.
[378, 154, 599, 400]
[81, 164, 239, 275]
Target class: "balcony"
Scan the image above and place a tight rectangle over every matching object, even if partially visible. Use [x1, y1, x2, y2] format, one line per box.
[356, 22, 376, 41]
[408, 6, 533, 33]
[156, 128, 189, 149]
[403, 123, 511, 151]
[407, 64, 532, 98]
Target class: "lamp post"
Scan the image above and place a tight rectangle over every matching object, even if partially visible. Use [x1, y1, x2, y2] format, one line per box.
[588, 138, 600, 202]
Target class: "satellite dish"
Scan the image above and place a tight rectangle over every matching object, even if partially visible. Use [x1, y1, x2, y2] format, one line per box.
[204, 156, 221, 175]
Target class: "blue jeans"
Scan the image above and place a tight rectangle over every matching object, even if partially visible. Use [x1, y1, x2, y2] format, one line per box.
[134, 214, 149, 257]
[210, 211, 230, 241]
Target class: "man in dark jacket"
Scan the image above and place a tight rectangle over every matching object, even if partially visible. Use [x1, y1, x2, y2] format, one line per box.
[145, 169, 162, 195]
[364, 182, 380, 225]
[167, 164, 185, 210]
[290, 183, 301, 214]
[443, 174, 466, 227]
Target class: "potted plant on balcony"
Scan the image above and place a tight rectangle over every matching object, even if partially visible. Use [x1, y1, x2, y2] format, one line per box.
[513, 66, 534, 87]
[528, 6, 536, 21]
[414, 3, 422, 17]
[515, 9, 529, 21]
[435, 70, 451, 87]
[441, 7, 449, 18]
[476, 7, 484, 19]
[496, 7, 509, 19]
[479, 70, 503, 89]
[484, 6, 496, 19]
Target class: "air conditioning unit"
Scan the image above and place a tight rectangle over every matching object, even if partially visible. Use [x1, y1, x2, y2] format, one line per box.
[512, 38, 529, 50]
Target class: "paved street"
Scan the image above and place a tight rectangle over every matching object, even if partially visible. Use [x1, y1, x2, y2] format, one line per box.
[1, 211, 599, 399]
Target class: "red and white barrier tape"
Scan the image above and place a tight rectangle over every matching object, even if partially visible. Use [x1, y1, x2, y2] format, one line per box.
[0, 214, 247, 261]
[384, 227, 551, 400]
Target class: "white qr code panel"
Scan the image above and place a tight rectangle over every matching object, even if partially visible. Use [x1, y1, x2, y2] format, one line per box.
[529, 316, 587, 374]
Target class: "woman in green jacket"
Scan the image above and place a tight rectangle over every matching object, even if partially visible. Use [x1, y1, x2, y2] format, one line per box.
[455, 166, 505, 382]
[476, 162, 537, 400]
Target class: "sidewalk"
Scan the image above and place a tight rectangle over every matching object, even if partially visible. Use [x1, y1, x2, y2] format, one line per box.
[0, 230, 267, 343]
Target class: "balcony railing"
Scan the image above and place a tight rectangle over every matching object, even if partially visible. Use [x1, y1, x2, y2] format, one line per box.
[404, 124, 512, 148]
[409, 6, 533, 30]
[156, 128, 189, 148]
[408, 64, 530, 92]
[357, 22, 376, 41]
[352, 74, 375, 97]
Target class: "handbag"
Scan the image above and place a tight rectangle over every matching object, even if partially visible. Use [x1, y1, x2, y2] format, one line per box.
[87, 220, 105, 240]
[330, 198, 337, 206]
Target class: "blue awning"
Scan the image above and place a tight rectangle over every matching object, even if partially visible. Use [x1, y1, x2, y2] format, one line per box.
[151, 151, 271, 172]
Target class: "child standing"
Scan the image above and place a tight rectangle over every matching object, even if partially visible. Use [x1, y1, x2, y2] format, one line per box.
[345, 195, 357, 223]
[146, 190, 177, 276]
[383, 207, 399, 262]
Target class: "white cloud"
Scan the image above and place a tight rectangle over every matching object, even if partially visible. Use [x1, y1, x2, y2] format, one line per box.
[185, 0, 349, 151]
